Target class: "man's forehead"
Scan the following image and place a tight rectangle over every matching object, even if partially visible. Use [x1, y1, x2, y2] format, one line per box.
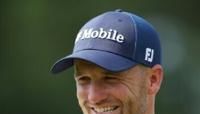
[74, 59, 99, 73]
[73, 59, 147, 77]
[74, 59, 124, 75]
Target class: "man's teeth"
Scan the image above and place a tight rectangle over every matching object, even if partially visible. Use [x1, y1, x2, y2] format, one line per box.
[93, 107, 116, 113]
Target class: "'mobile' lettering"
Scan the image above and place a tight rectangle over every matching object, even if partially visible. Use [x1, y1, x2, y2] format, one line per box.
[75, 28, 125, 43]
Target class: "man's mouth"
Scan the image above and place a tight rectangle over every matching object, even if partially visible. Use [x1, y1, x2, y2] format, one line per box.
[92, 106, 119, 113]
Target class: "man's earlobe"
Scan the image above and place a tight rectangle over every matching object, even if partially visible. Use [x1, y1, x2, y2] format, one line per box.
[148, 64, 163, 95]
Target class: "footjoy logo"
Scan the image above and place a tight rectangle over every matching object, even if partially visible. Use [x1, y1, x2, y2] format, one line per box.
[75, 28, 125, 43]
[145, 48, 154, 62]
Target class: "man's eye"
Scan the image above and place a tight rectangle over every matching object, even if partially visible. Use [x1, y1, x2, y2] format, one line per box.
[77, 77, 90, 85]
[105, 76, 117, 81]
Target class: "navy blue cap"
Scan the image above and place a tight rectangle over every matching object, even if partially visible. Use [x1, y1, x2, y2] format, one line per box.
[51, 9, 161, 74]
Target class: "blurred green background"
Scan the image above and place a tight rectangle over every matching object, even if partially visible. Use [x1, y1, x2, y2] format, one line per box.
[0, 0, 200, 114]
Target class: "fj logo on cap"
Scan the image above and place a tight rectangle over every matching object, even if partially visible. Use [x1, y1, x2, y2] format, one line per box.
[145, 48, 154, 62]
[75, 28, 125, 43]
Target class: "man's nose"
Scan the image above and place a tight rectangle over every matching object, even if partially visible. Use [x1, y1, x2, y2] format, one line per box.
[88, 82, 108, 104]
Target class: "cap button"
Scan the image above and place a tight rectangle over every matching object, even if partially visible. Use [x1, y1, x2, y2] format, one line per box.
[115, 9, 123, 12]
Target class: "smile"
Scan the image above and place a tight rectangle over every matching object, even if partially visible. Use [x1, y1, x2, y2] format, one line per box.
[92, 106, 119, 113]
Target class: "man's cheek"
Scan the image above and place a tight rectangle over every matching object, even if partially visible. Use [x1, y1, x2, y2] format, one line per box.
[77, 90, 85, 107]
[77, 97, 89, 114]
[122, 94, 137, 114]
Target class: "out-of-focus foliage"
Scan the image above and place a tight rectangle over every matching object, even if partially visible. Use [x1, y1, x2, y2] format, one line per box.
[0, 0, 199, 114]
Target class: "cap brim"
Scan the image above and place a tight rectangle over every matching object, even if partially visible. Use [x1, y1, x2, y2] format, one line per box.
[51, 50, 138, 74]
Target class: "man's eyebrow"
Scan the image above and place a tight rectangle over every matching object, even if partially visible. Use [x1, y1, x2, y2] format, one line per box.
[74, 75, 84, 79]
[74, 70, 88, 78]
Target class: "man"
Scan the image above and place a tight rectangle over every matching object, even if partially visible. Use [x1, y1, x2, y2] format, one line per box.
[51, 9, 163, 114]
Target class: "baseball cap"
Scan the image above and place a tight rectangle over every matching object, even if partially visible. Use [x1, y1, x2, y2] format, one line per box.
[51, 9, 161, 74]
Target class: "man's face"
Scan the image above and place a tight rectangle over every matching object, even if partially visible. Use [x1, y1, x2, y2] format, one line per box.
[74, 60, 150, 114]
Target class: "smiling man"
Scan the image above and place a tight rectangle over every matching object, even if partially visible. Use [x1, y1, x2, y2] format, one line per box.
[51, 9, 163, 114]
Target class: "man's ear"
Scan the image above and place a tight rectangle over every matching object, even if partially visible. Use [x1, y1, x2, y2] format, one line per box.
[148, 64, 164, 95]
